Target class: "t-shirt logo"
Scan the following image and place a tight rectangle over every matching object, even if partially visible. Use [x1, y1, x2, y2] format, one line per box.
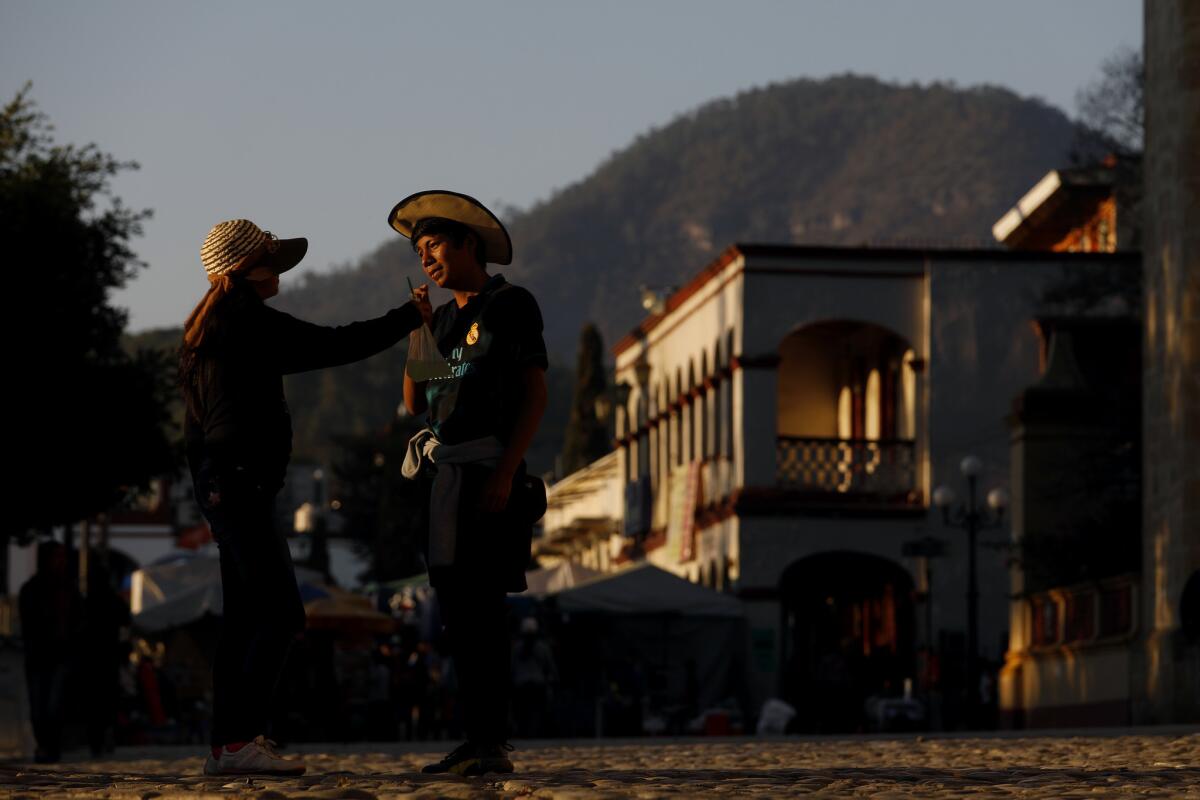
[465, 322, 480, 346]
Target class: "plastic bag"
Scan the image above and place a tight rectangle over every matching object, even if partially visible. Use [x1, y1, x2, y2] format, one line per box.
[406, 322, 454, 381]
[404, 277, 454, 381]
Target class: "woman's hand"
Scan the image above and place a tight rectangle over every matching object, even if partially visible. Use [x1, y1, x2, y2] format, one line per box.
[411, 283, 433, 326]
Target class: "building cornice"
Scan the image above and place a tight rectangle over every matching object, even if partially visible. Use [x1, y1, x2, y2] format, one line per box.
[612, 243, 1137, 359]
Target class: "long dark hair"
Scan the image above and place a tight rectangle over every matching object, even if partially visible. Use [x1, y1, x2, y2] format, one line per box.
[178, 273, 242, 419]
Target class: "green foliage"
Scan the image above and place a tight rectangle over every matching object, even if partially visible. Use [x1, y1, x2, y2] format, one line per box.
[561, 323, 611, 475]
[5, 84, 175, 532]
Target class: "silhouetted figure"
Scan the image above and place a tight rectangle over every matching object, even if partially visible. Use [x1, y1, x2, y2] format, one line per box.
[510, 617, 557, 738]
[603, 655, 646, 737]
[179, 219, 429, 776]
[81, 559, 129, 755]
[19, 541, 81, 763]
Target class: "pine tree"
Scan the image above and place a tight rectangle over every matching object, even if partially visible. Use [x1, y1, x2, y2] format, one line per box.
[560, 323, 611, 476]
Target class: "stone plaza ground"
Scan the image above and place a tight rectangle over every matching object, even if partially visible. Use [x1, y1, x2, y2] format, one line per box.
[1, 728, 1198, 798]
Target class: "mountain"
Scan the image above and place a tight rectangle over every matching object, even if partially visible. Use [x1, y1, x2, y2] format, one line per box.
[135, 74, 1081, 473]
[273, 74, 1079, 358]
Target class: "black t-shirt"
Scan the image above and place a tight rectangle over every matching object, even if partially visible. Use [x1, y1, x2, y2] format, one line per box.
[425, 274, 548, 446]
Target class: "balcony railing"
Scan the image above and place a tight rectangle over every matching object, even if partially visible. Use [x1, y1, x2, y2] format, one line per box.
[776, 436, 917, 498]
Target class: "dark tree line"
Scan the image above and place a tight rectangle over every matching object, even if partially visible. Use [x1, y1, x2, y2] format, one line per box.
[4, 85, 174, 541]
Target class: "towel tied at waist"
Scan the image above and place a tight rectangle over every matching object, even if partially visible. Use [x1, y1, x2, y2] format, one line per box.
[401, 428, 505, 568]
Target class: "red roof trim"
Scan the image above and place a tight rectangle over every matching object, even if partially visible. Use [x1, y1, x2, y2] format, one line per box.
[612, 243, 1137, 358]
[613, 244, 743, 357]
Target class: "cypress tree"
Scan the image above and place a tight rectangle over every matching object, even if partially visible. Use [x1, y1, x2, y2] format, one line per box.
[560, 323, 611, 475]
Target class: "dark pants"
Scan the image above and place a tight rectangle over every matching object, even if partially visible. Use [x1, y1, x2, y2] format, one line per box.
[200, 482, 305, 748]
[431, 568, 510, 745]
[25, 656, 69, 760]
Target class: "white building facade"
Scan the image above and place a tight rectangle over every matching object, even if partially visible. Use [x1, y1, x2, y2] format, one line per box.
[545, 242, 1137, 727]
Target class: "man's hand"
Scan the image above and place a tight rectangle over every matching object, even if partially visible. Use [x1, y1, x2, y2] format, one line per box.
[480, 366, 546, 513]
[480, 465, 515, 513]
[411, 283, 433, 326]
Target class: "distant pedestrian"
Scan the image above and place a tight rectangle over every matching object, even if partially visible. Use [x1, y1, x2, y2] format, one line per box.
[81, 559, 129, 756]
[394, 191, 548, 776]
[18, 541, 81, 763]
[179, 219, 431, 776]
[511, 617, 558, 738]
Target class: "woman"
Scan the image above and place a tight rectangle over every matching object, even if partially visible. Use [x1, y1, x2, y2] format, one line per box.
[180, 219, 430, 776]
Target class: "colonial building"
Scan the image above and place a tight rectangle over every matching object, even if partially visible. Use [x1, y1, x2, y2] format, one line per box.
[998, 3, 1199, 728]
[542, 239, 1134, 728]
[1001, 317, 1142, 727]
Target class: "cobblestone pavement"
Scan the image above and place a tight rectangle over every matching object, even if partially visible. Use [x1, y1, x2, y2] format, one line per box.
[1, 730, 1198, 798]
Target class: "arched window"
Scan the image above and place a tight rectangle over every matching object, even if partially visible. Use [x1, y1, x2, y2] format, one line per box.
[838, 386, 853, 440]
[724, 328, 736, 458]
[686, 361, 697, 463]
[901, 350, 917, 440]
[675, 368, 684, 466]
[699, 351, 710, 459]
[662, 381, 672, 489]
[865, 369, 881, 441]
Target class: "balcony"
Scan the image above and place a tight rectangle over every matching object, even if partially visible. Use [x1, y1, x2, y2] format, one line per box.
[776, 436, 919, 504]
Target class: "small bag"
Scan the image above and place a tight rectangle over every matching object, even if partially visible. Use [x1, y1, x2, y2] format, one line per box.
[404, 276, 454, 382]
[512, 473, 547, 525]
[405, 322, 454, 381]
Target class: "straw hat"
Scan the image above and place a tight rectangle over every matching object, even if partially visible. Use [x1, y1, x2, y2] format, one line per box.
[200, 219, 308, 278]
[387, 190, 512, 265]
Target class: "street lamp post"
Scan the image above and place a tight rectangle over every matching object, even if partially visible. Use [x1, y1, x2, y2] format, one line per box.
[933, 455, 1008, 728]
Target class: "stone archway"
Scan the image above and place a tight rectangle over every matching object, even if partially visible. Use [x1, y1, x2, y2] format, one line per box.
[779, 551, 916, 733]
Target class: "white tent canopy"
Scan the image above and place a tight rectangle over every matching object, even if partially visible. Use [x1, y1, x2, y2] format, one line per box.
[130, 548, 324, 632]
[521, 561, 603, 596]
[549, 563, 744, 617]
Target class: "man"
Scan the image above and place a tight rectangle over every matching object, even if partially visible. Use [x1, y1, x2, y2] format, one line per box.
[390, 190, 548, 776]
[18, 541, 80, 763]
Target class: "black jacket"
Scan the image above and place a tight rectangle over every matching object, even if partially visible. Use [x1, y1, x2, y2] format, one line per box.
[184, 284, 422, 494]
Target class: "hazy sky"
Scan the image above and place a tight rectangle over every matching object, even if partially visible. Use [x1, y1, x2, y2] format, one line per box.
[2, 1, 1140, 332]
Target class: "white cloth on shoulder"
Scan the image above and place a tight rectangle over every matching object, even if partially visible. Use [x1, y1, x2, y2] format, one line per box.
[401, 427, 505, 568]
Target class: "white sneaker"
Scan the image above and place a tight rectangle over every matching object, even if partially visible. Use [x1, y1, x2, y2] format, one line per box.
[202, 735, 306, 776]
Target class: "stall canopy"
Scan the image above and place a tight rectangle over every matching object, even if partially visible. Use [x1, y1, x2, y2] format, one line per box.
[550, 563, 744, 617]
[522, 561, 603, 596]
[130, 549, 386, 633]
[539, 563, 749, 736]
